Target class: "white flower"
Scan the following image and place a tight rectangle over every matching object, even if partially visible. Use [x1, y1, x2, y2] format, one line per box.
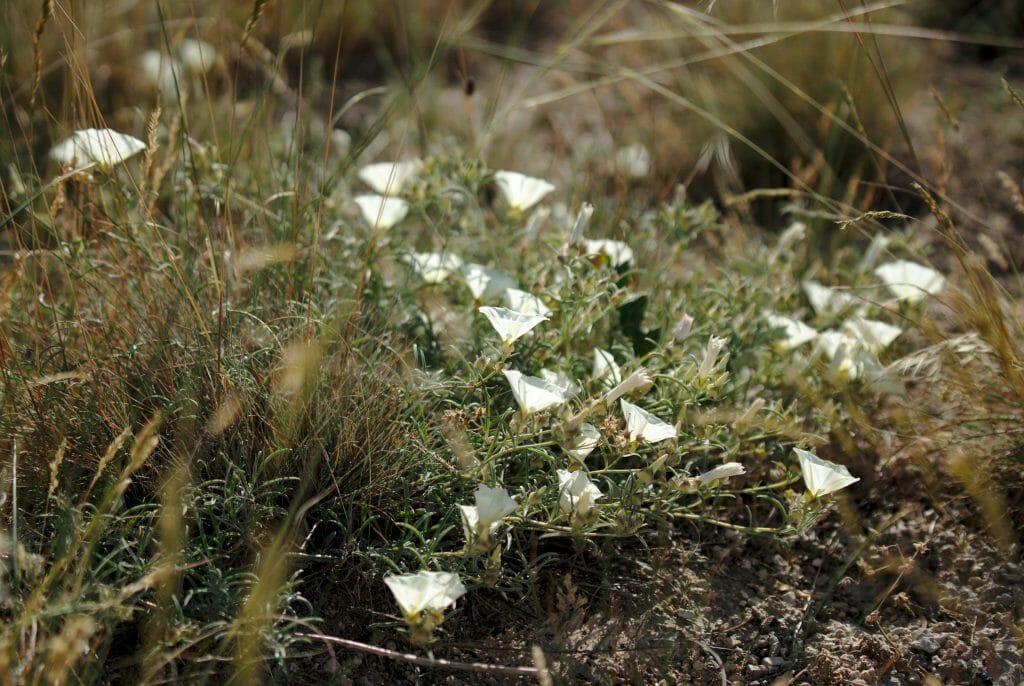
[403, 251, 463, 283]
[478, 306, 548, 346]
[330, 129, 352, 157]
[178, 39, 216, 74]
[502, 369, 573, 414]
[771, 221, 806, 260]
[583, 239, 634, 267]
[673, 313, 694, 341]
[358, 160, 422, 195]
[592, 348, 622, 387]
[814, 329, 862, 379]
[557, 469, 603, 517]
[384, 571, 467, 620]
[842, 316, 901, 354]
[564, 423, 601, 461]
[874, 260, 945, 303]
[354, 194, 409, 229]
[766, 314, 818, 351]
[503, 288, 551, 316]
[620, 399, 676, 444]
[859, 233, 892, 271]
[459, 484, 517, 548]
[139, 51, 179, 98]
[698, 335, 728, 378]
[568, 202, 594, 245]
[616, 143, 651, 178]
[795, 448, 859, 497]
[461, 264, 518, 301]
[50, 128, 146, 171]
[697, 462, 746, 485]
[604, 368, 654, 404]
[803, 280, 855, 316]
[493, 170, 555, 211]
[539, 369, 581, 397]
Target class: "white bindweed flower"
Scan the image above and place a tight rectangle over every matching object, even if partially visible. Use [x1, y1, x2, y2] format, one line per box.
[568, 202, 594, 245]
[771, 221, 806, 260]
[698, 335, 728, 378]
[859, 233, 892, 271]
[539, 369, 581, 398]
[803, 280, 856, 316]
[592, 348, 622, 387]
[557, 469, 603, 518]
[564, 423, 601, 461]
[503, 288, 551, 316]
[459, 484, 517, 550]
[358, 159, 422, 195]
[502, 369, 573, 414]
[493, 170, 555, 211]
[583, 239, 634, 267]
[404, 251, 463, 283]
[354, 194, 409, 229]
[50, 128, 146, 171]
[814, 329, 862, 379]
[620, 399, 676, 444]
[479, 306, 548, 346]
[842, 316, 901, 354]
[766, 313, 818, 352]
[604, 368, 654, 405]
[178, 39, 216, 74]
[384, 570, 466, 619]
[874, 260, 945, 303]
[140, 51, 180, 98]
[461, 264, 518, 301]
[616, 143, 652, 178]
[673, 313, 695, 341]
[795, 448, 859, 497]
[331, 129, 352, 157]
[697, 462, 746, 485]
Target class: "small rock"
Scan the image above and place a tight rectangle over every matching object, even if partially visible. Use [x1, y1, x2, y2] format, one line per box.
[761, 656, 784, 667]
[911, 631, 941, 655]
